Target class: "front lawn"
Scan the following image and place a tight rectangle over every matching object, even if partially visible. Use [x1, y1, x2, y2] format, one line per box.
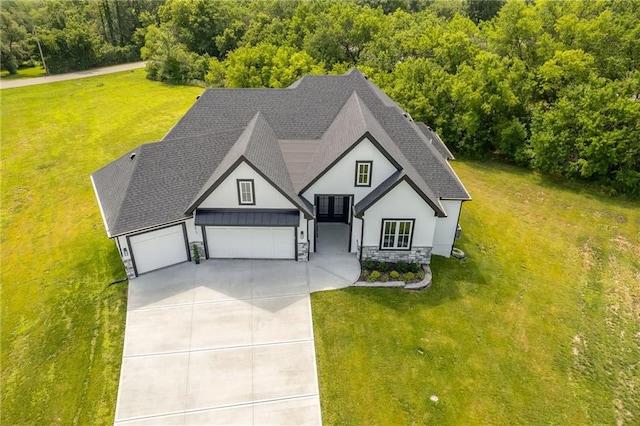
[0, 70, 202, 424]
[312, 161, 640, 424]
[0, 65, 47, 80]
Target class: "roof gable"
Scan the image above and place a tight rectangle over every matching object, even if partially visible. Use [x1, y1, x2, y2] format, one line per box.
[186, 113, 313, 217]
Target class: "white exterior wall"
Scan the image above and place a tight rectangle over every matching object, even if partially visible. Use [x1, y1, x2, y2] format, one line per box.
[199, 161, 296, 209]
[432, 200, 462, 257]
[351, 217, 363, 253]
[307, 219, 315, 252]
[298, 213, 308, 242]
[184, 218, 200, 242]
[302, 138, 397, 204]
[362, 181, 437, 247]
[116, 236, 129, 258]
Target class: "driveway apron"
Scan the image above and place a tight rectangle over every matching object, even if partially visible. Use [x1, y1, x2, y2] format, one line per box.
[114, 258, 359, 425]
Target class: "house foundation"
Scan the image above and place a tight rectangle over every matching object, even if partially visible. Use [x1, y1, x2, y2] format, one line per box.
[360, 246, 432, 264]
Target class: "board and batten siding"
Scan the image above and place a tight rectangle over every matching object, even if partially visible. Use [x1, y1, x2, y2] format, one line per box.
[362, 180, 437, 248]
[301, 137, 397, 205]
[432, 200, 462, 257]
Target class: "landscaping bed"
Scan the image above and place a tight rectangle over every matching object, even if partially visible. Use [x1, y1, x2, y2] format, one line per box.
[358, 260, 426, 284]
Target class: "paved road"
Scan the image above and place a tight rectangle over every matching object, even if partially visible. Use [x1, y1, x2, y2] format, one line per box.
[0, 61, 145, 90]
[115, 255, 360, 425]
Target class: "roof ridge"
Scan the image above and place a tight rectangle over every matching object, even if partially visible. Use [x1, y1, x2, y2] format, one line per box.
[111, 144, 146, 234]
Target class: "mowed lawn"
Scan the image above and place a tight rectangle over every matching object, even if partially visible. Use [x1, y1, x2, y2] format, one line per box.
[1, 70, 202, 424]
[2, 71, 639, 425]
[313, 162, 640, 424]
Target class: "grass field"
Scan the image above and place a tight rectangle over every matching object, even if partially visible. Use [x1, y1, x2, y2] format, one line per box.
[0, 66, 47, 80]
[0, 70, 202, 424]
[2, 70, 638, 424]
[313, 161, 640, 424]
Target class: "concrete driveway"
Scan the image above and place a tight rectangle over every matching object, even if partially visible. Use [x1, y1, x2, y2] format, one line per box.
[114, 256, 359, 425]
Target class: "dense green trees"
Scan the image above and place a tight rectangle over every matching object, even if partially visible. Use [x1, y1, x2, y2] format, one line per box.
[2, 0, 638, 195]
[0, 0, 161, 74]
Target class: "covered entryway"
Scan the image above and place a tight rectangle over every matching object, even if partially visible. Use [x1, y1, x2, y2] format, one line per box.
[129, 225, 189, 274]
[207, 227, 295, 259]
[315, 195, 350, 223]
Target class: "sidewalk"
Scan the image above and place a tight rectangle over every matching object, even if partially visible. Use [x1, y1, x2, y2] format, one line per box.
[0, 62, 146, 90]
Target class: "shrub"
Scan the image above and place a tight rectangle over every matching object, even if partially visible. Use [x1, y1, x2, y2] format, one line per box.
[390, 270, 400, 279]
[395, 261, 409, 273]
[417, 270, 425, 280]
[409, 262, 422, 273]
[377, 261, 390, 272]
[192, 244, 200, 263]
[402, 272, 415, 282]
[362, 260, 376, 271]
[380, 274, 389, 282]
[367, 270, 381, 282]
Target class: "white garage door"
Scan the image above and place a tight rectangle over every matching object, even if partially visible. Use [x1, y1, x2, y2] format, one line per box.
[130, 225, 189, 274]
[207, 227, 295, 259]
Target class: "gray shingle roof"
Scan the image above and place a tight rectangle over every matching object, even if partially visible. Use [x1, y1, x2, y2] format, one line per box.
[415, 122, 455, 160]
[92, 69, 469, 237]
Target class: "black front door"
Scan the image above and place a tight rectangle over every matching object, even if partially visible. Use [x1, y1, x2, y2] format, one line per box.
[316, 195, 349, 223]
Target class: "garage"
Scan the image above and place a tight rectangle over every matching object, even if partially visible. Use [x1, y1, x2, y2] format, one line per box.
[206, 227, 295, 259]
[129, 225, 189, 274]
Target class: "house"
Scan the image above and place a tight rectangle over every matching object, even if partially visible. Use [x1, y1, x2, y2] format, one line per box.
[91, 69, 470, 279]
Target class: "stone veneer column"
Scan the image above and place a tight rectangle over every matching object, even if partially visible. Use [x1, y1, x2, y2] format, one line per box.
[297, 241, 309, 261]
[190, 241, 205, 260]
[123, 258, 136, 279]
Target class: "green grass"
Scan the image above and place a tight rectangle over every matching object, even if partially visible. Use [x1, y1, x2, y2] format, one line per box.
[1, 70, 202, 424]
[313, 161, 640, 425]
[1, 66, 47, 80]
[2, 70, 639, 425]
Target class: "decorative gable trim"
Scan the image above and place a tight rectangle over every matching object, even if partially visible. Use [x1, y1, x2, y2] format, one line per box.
[298, 131, 401, 194]
[185, 157, 313, 219]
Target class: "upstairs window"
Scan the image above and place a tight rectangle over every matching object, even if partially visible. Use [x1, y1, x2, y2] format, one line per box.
[355, 161, 372, 187]
[237, 179, 255, 205]
[381, 219, 414, 250]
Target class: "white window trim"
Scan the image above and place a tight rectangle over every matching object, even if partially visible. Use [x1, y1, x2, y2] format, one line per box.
[380, 219, 414, 250]
[237, 179, 255, 205]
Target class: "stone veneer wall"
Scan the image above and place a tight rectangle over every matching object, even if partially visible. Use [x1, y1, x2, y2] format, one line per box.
[190, 241, 205, 260]
[360, 246, 432, 264]
[123, 258, 136, 279]
[297, 241, 309, 261]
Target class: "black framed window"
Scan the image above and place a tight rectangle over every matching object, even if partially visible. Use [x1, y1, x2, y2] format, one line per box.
[355, 161, 372, 187]
[237, 179, 255, 205]
[380, 219, 414, 250]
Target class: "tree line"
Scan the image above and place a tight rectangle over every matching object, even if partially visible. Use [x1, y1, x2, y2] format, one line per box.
[2, 0, 639, 196]
[1, 0, 163, 73]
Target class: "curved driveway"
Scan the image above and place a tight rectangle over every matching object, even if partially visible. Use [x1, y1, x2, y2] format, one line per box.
[115, 255, 359, 425]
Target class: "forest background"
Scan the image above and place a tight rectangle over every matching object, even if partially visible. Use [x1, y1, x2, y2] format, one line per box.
[2, 0, 639, 196]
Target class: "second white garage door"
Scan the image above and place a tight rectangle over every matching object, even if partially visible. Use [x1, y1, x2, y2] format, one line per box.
[129, 225, 189, 274]
[207, 227, 295, 259]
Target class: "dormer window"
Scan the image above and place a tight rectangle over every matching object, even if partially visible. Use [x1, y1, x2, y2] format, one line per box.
[237, 179, 255, 205]
[355, 161, 372, 187]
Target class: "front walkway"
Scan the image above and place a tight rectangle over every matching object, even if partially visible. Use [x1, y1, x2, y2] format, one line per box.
[115, 257, 359, 425]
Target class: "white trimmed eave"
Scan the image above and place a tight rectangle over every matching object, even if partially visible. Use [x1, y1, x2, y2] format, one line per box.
[90, 175, 113, 238]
